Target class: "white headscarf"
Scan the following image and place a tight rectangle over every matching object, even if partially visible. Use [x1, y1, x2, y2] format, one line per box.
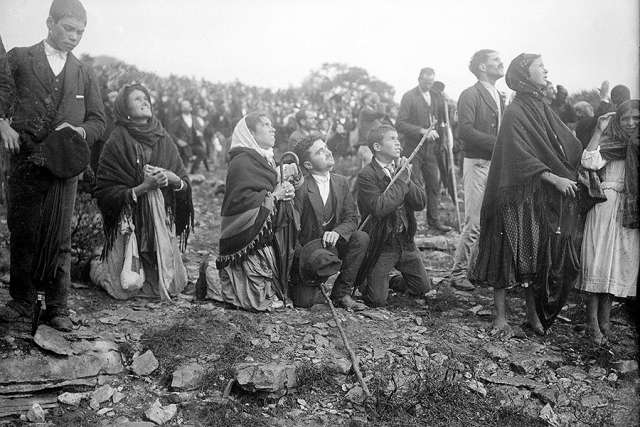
[230, 116, 275, 166]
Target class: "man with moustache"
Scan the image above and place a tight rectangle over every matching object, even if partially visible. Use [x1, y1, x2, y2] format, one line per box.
[446, 49, 505, 291]
[293, 135, 369, 310]
[0, 0, 105, 331]
[396, 67, 450, 233]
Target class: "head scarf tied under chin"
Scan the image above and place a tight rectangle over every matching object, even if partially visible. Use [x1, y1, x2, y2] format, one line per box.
[114, 83, 167, 148]
[230, 116, 275, 166]
[505, 53, 544, 97]
[599, 99, 640, 228]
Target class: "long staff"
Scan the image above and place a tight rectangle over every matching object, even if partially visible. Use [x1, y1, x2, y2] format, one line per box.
[443, 106, 462, 232]
[357, 123, 435, 231]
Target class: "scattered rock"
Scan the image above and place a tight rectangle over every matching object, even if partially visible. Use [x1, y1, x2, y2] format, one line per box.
[606, 373, 618, 382]
[26, 403, 46, 423]
[345, 386, 365, 404]
[431, 353, 448, 365]
[97, 407, 112, 416]
[539, 403, 560, 427]
[326, 357, 352, 374]
[468, 305, 483, 314]
[361, 310, 390, 321]
[131, 350, 159, 376]
[613, 359, 638, 375]
[484, 344, 509, 360]
[58, 392, 87, 406]
[480, 375, 544, 389]
[171, 362, 206, 390]
[581, 394, 608, 408]
[112, 391, 125, 404]
[314, 334, 330, 348]
[533, 385, 560, 406]
[234, 362, 297, 395]
[91, 384, 115, 406]
[588, 366, 607, 378]
[145, 399, 177, 425]
[33, 325, 75, 356]
[466, 380, 487, 396]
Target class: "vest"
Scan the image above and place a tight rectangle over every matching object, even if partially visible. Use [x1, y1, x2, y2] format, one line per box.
[321, 186, 336, 231]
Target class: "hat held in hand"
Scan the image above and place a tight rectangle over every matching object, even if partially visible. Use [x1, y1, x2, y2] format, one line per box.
[28, 127, 90, 179]
[298, 238, 342, 285]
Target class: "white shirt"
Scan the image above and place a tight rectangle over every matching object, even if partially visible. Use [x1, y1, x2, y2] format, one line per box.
[311, 172, 331, 205]
[43, 40, 67, 76]
[480, 80, 502, 125]
[375, 158, 395, 179]
[421, 90, 431, 107]
[182, 114, 193, 128]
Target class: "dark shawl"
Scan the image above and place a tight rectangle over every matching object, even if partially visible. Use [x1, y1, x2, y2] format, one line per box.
[470, 54, 584, 330]
[598, 99, 639, 228]
[94, 84, 193, 255]
[216, 147, 278, 268]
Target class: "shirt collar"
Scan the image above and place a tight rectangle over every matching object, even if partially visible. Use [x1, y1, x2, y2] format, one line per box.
[311, 171, 331, 183]
[479, 80, 498, 94]
[43, 40, 68, 60]
[375, 157, 393, 170]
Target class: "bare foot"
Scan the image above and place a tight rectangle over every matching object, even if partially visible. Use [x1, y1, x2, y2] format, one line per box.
[589, 325, 606, 346]
[490, 319, 514, 339]
[525, 306, 545, 336]
[599, 322, 611, 338]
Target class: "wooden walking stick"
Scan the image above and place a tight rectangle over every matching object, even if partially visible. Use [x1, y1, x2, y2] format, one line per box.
[357, 123, 436, 231]
[443, 105, 462, 232]
[318, 282, 372, 399]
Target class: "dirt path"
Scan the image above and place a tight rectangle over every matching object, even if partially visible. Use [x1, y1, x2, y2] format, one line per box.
[0, 167, 638, 426]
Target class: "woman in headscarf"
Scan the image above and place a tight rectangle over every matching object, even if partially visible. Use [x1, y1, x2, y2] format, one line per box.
[578, 100, 639, 344]
[469, 54, 584, 337]
[215, 112, 297, 311]
[91, 83, 193, 300]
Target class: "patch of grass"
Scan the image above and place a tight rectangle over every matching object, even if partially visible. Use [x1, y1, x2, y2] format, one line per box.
[363, 361, 545, 427]
[296, 363, 337, 392]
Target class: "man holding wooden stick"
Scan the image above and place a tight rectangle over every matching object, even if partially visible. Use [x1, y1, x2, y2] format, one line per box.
[355, 124, 431, 307]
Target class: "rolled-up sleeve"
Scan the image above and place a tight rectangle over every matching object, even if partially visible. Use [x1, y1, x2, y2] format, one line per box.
[581, 147, 607, 170]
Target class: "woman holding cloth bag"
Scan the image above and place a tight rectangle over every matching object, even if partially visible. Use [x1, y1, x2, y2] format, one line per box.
[91, 83, 193, 300]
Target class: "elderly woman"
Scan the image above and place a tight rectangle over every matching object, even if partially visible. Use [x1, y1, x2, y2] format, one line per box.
[470, 54, 584, 337]
[578, 100, 639, 344]
[91, 83, 193, 300]
[215, 112, 296, 311]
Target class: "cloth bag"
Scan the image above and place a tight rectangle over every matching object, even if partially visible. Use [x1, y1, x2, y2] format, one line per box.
[120, 216, 145, 291]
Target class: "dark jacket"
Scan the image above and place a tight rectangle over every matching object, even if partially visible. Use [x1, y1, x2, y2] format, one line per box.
[457, 81, 505, 160]
[357, 158, 425, 241]
[295, 173, 358, 246]
[0, 42, 105, 146]
[170, 114, 204, 148]
[396, 86, 445, 154]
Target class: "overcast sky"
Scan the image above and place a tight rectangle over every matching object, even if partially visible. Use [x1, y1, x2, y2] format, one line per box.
[2, 0, 638, 100]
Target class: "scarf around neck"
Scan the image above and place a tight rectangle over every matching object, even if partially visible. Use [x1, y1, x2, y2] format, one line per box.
[114, 83, 167, 148]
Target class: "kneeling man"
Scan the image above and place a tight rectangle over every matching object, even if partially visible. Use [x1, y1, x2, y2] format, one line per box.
[293, 135, 369, 310]
[356, 125, 431, 306]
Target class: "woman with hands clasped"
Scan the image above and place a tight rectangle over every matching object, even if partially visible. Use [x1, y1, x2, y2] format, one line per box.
[214, 112, 299, 311]
[92, 83, 193, 300]
[578, 100, 639, 345]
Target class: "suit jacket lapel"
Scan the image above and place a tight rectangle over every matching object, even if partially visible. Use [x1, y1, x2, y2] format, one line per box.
[306, 176, 324, 225]
[30, 43, 54, 94]
[329, 174, 343, 222]
[475, 81, 499, 115]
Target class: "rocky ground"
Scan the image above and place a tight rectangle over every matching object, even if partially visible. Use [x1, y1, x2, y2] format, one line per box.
[0, 164, 638, 426]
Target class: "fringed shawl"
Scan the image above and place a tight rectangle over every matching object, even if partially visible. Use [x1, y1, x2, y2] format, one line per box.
[94, 125, 193, 256]
[470, 53, 584, 330]
[216, 146, 277, 268]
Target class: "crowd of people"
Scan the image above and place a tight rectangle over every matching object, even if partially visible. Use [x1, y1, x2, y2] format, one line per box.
[0, 0, 637, 350]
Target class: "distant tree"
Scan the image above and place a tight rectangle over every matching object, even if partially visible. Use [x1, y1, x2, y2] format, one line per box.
[301, 62, 395, 103]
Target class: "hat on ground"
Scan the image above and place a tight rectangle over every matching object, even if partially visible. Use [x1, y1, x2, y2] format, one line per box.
[298, 239, 342, 285]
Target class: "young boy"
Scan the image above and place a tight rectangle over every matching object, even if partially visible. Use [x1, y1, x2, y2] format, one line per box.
[293, 135, 369, 310]
[356, 124, 431, 306]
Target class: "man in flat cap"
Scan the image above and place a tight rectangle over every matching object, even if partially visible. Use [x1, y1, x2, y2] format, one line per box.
[0, 0, 105, 331]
